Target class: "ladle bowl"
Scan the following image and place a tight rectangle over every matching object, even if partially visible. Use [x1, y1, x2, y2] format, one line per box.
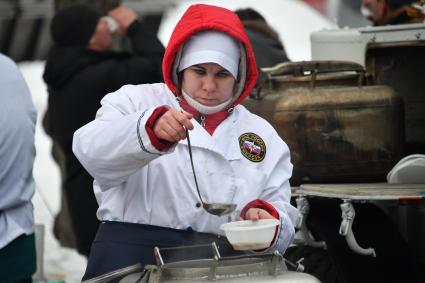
[202, 202, 237, 217]
[186, 128, 236, 217]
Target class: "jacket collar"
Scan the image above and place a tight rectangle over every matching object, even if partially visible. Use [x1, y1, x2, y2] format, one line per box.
[168, 94, 242, 160]
[179, 96, 231, 135]
[179, 111, 242, 161]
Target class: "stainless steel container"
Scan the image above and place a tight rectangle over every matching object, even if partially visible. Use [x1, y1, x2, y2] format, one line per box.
[84, 243, 320, 283]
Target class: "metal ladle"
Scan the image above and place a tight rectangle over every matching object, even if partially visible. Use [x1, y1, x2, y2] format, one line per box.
[186, 128, 237, 216]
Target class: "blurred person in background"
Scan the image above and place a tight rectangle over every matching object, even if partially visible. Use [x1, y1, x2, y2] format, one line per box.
[42, 4, 165, 257]
[0, 53, 37, 283]
[234, 8, 290, 95]
[361, 0, 425, 25]
[234, 8, 290, 68]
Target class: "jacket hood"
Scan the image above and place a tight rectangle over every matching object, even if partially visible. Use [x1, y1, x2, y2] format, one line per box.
[43, 46, 105, 90]
[162, 4, 258, 107]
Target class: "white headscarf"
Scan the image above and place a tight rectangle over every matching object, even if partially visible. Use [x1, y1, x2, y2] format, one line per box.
[178, 30, 240, 78]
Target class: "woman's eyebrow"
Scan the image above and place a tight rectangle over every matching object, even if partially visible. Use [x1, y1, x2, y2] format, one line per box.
[190, 65, 229, 73]
[191, 64, 205, 70]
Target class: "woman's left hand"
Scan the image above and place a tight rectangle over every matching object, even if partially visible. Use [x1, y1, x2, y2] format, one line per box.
[243, 208, 275, 221]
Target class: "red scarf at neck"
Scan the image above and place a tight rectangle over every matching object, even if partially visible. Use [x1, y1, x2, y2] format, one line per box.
[179, 98, 230, 135]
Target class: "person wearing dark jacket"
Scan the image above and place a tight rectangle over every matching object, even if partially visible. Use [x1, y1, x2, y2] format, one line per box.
[234, 8, 290, 68]
[43, 4, 165, 257]
[234, 8, 290, 96]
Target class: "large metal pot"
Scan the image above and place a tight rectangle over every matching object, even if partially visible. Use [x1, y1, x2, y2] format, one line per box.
[83, 243, 319, 283]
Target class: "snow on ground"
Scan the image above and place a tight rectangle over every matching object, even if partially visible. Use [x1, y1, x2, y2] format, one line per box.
[19, 61, 87, 283]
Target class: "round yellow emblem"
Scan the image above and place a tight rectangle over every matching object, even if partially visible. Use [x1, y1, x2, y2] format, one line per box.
[238, 132, 266, 162]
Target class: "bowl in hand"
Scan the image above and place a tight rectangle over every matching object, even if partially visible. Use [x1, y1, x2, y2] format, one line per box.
[220, 219, 279, 250]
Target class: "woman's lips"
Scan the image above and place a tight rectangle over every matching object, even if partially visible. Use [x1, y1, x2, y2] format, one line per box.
[197, 98, 217, 105]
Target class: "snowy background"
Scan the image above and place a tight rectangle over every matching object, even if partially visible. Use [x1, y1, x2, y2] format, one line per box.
[17, 0, 334, 282]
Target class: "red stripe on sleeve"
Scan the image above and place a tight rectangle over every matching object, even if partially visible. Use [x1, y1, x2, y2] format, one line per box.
[145, 106, 175, 151]
[240, 199, 279, 219]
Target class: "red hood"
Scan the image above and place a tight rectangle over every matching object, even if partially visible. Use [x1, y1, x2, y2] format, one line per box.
[162, 4, 258, 107]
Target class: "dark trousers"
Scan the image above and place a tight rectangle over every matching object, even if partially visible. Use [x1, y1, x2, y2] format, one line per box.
[64, 165, 100, 257]
[83, 221, 241, 282]
[0, 233, 36, 283]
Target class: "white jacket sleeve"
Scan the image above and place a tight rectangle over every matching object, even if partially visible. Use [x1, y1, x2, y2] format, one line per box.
[262, 136, 298, 254]
[72, 84, 174, 191]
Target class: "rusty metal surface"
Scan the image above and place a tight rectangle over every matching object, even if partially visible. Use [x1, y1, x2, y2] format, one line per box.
[296, 183, 425, 200]
[243, 61, 405, 185]
[366, 45, 425, 154]
[259, 60, 368, 96]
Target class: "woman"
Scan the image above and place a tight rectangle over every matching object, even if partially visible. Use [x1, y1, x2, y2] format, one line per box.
[73, 4, 298, 281]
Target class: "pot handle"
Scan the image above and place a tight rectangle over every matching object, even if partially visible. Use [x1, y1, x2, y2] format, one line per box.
[262, 60, 366, 88]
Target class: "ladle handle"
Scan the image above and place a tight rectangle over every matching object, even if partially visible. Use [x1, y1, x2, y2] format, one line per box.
[186, 128, 205, 204]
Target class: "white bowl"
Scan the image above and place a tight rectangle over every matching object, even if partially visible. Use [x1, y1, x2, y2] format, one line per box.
[220, 219, 280, 250]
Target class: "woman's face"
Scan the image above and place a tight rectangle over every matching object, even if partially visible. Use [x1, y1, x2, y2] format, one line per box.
[182, 63, 236, 106]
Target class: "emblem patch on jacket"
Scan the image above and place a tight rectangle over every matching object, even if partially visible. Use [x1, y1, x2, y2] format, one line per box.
[239, 132, 266, 162]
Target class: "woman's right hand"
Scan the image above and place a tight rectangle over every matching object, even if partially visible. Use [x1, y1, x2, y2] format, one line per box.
[153, 109, 193, 142]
